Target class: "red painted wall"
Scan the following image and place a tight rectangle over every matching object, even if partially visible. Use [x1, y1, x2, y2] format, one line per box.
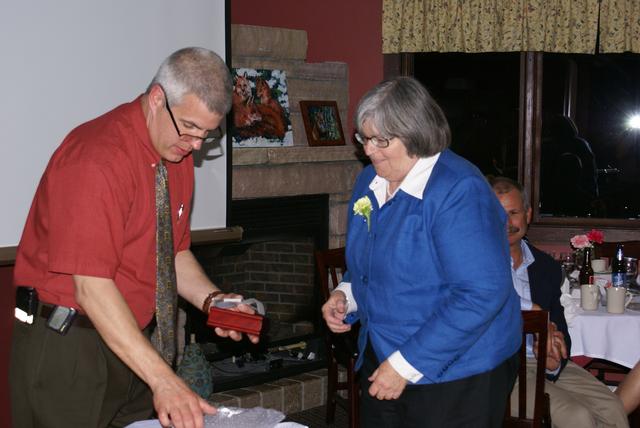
[1, 266, 13, 428]
[230, 0, 384, 136]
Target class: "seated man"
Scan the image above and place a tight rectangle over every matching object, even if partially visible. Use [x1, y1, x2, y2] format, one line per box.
[489, 176, 628, 428]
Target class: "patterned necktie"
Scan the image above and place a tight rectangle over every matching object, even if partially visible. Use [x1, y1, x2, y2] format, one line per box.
[150, 161, 178, 365]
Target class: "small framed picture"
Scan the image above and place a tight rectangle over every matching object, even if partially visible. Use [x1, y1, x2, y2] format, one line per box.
[299, 100, 345, 146]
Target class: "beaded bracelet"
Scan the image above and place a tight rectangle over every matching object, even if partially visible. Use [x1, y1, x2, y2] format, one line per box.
[202, 290, 225, 313]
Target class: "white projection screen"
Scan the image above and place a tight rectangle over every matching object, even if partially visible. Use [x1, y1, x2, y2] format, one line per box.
[0, 0, 229, 249]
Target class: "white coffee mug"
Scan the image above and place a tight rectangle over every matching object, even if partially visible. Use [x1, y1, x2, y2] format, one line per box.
[606, 286, 633, 314]
[581, 283, 600, 310]
[591, 258, 607, 273]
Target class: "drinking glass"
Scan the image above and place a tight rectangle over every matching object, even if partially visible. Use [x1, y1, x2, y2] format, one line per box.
[625, 257, 638, 289]
[560, 253, 578, 288]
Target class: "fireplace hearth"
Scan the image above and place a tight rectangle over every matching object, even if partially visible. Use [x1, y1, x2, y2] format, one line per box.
[186, 194, 330, 390]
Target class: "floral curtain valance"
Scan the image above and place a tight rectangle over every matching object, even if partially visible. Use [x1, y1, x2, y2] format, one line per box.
[599, 0, 640, 53]
[381, 0, 635, 55]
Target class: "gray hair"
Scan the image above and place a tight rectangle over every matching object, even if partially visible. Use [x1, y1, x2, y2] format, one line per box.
[148, 47, 232, 115]
[488, 176, 530, 210]
[354, 76, 450, 157]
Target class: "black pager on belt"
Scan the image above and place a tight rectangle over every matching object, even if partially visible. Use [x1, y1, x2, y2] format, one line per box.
[46, 306, 78, 335]
[15, 286, 38, 324]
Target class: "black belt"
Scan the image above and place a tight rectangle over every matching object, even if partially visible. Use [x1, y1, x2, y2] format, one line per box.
[40, 304, 95, 329]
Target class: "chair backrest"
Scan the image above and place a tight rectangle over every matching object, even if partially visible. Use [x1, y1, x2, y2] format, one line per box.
[596, 240, 640, 260]
[505, 310, 550, 428]
[314, 247, 347, 302]
[314, 246, 360, 428]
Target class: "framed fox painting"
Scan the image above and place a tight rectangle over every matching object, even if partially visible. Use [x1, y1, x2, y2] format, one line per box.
[231, 68, 293, 147]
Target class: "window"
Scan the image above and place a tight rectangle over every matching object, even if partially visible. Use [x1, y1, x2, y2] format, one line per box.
[410, 51, 640, 225]
[540, 53, 640, 220]
[414, 53, 521, 178]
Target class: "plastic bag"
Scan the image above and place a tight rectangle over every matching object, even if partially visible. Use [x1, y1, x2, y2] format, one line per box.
[124, 406, 299, 428]
[203, 406, 285, 427]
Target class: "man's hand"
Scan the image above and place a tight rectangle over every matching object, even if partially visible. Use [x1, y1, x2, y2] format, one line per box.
[368, 360, 407, 400]
[174, 251, 260, 344]
[529, 304, 568, 370]
[211, 292, 260, 344]
[74, 275, 216, 428]
[532, 321, 568, 371]
[321, 291, 351, 333]
[546, 328, 568, 370]
[152, 374, 216, 428]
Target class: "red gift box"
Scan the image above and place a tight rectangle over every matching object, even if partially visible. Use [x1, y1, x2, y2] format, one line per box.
[206, 307, 264, 336]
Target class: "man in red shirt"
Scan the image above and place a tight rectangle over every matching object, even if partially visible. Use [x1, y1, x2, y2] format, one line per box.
[11, 47, 258, 428]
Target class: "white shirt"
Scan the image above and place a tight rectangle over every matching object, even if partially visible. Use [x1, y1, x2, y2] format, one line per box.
[335, 154, 440, 383]
[511, 240, 535, 312]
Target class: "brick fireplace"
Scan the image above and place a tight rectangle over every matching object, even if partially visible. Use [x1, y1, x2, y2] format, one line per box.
[194, 194, 330, 343]
[194, 22, 363, 354]
[190, 146, 362, 338]
[187, 147, 362, 393]
[185, 24, 365, 401]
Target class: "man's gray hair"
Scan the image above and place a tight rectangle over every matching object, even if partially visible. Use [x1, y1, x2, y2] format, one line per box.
[148, 47, 232, 115]
[488, 176, 530, 210]
[354, 76, 450, 157]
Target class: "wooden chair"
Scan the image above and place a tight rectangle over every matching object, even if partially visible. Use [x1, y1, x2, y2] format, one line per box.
[314, 247, 359, 428]
[504, 310, 552, 428]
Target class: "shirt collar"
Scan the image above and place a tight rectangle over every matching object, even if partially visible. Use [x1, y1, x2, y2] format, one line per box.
[369, 153, 440, 206]
[512, 240, 535, 271]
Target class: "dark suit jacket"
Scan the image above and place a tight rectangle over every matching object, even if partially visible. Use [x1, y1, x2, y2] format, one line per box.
[526, 241, 571, 381]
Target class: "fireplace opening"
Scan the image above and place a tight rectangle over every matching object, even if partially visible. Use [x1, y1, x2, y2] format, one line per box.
[186, 194, 330, 391]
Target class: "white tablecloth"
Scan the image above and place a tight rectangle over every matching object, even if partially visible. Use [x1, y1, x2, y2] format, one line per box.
[568, 300, 640, 369]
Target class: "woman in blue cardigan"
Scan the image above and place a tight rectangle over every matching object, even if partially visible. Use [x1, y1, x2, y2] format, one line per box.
[322, 76, 522, 427]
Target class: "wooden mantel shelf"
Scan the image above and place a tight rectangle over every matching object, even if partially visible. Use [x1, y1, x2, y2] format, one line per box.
[0, 247, 17, 267]
[0, 226, 244, 266]
[233, 145, 363, 166]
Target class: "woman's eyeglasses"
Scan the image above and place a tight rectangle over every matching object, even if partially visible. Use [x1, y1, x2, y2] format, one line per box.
[354, 133, 392, 148]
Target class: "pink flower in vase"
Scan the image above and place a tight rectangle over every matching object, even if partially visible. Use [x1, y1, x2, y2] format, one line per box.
[570, 234, 591, 249]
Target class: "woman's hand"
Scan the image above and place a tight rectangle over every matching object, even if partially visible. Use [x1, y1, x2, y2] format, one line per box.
[368, 360, 407, 400]
[321, 291, 351, 333]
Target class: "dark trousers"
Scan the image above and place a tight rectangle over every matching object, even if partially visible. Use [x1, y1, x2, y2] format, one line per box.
[359, 342, 519, 428]
[10, 306, 153, 428]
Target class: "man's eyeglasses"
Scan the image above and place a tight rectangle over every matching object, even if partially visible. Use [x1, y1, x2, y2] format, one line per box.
[164, 93, 223, 144]
[354, 133, 393, 148]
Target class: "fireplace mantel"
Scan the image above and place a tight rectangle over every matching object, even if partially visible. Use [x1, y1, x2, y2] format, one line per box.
[229, 24, 360, 248]
[232, 146, 363, 248]
[232, 145, 361, 166]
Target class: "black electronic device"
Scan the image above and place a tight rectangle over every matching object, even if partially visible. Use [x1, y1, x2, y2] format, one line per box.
[46, 306, 78, 335]
[15, 287, 38, 324]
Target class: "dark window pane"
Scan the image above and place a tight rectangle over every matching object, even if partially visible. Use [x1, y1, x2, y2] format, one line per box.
[414, 53, 521, 178]
[540, 53, 640, 219]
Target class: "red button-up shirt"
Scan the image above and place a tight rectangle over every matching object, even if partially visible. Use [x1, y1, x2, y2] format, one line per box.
[14, 96, 193, 328]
